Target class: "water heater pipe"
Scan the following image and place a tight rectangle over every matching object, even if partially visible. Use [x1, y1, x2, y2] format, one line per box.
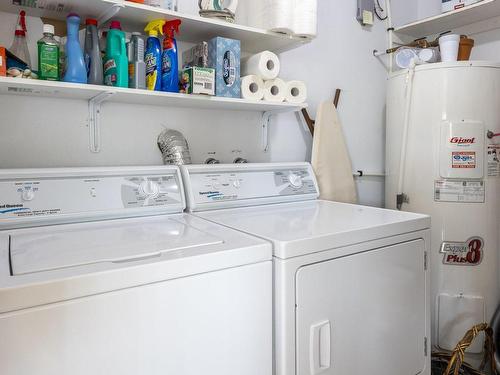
[396, 61, 416, 209]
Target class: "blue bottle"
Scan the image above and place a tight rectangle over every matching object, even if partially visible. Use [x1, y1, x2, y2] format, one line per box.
[144, 20, 165, 91]
[63, 13, 87, 84]
[161, 19, 181, 93]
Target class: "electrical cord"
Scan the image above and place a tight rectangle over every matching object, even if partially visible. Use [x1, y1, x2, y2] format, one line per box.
[374, 0, 388, 20]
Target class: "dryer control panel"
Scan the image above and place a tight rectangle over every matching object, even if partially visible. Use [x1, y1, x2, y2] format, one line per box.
[0, 166, 185, 229]
[181, 163, 319, 212]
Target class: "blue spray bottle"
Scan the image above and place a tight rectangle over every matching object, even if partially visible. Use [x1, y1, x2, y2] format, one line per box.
[63, 13, 87, 84]
[144, 20, 165, 91]
[161, 19, 181, 93]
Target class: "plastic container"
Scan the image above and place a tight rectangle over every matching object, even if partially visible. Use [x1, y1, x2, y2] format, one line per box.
[144, 20, 165, 91]
[103, 20, 128, 87]
[127, 32, 146, 89]
[439, 34, 460, 62]
[161, 19, 181, 92]
[84, 18, 103, 85]
[458, 35, 475, 61]
[10, 11, 31, 68]
[37, 24, 60, 81]
[418, 48, 440, 63]
[63, 13, 87, 84]
[395, 48, 419, 69]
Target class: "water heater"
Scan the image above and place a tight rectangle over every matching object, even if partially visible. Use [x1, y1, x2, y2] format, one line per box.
[386, 62, 500, 354]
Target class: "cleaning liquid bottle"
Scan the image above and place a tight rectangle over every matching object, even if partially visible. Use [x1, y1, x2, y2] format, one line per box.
[127, 32, 146, 89]
[104, 21, 128, 87]
[63, 13, 87, 84]
[10, 10, 31, 68]
[84, 18, 103, 85]
[161, 19, 181, 92]
[144, 20, 165, 91]
[37, 24, 59, 81]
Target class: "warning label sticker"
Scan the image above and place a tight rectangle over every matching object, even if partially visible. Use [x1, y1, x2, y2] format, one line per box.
[487, 144, 500, 177]
[452, 151, 476, 169]
[434, 180, 485, 203]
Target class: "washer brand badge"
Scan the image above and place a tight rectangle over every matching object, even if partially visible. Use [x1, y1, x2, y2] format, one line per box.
[450, 137, 475, 145]
[441, 237, 484, 266]
[199, 191, 223, 199]
[0, 204, 28, 214]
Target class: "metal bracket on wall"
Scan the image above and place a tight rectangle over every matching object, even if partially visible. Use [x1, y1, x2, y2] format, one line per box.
[261, 108, 305, 152]
[88, 91, 115, 153]
[98, 2, 125, 27]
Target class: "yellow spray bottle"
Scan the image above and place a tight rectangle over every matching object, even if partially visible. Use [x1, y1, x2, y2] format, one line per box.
[144, 19, 165, 91]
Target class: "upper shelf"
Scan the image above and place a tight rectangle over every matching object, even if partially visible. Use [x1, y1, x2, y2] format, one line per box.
[0, 77, 306, 113]
[0, 0, 310, 54]
[395, 0, 500, 38]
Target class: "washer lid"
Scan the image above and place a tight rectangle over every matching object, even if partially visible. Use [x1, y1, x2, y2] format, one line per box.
[10, 216, 222, 275]
[196, 200, 430, 259]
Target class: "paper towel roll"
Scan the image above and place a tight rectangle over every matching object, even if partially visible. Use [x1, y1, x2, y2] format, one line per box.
[241, 75, 265, 100]
[241, 51, 280, 80]
[294, 0, 318, 39]
[248, 0, 295, 34]
[264, 78, 286, 102]
[285, 80, 307, 104]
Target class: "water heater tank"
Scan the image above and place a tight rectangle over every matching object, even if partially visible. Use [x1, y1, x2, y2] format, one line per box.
[386, 62, 500, 354]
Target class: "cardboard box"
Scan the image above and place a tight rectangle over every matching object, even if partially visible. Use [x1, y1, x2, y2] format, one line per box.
[208, 37, 241, 98]
[0, 47, 6, 76]
[442, 0, 482, 13]
[182, 42, 209, 69]
[181, 67, 215, 95]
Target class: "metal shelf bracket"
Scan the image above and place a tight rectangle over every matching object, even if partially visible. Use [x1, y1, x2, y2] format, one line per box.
[261, 107, 305, 152]
[98, 2, 125, 27]
[89, 91, 115, 153]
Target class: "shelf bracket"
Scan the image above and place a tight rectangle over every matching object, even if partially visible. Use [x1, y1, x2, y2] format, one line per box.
[261, 107, 305, 152]
[88, 91, 115, 153]
[98, 1, 125, 27]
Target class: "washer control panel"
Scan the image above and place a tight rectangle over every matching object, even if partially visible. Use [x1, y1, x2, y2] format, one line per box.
[182, 163, 319, 212]
[0, 166, 184, 229]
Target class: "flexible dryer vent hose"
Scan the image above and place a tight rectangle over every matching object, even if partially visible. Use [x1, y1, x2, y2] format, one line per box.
[157, 129, 192, 165]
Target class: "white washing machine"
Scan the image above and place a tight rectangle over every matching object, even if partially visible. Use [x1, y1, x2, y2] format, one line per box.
[0, 166, 272, 375]
[181, 162, 432, 375]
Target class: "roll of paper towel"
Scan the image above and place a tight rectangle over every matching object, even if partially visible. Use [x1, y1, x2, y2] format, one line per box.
[294, 0, 318, 38]
[241, 75, 265, 100]
[285, 80, 307, 104]
[264, 78, 286, 102]
[248, 0, 295, 34]
[241, 51, 280, 80]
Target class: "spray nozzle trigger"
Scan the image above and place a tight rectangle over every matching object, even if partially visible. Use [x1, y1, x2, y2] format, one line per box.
[144, 19, 166, 37]
[163, 19, 182, 38]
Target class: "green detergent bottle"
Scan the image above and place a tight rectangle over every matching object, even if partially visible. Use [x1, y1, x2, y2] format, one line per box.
[103, 20, 128, 87]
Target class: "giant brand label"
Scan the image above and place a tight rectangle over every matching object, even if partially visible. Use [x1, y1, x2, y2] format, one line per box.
[441, 237, 484, 266]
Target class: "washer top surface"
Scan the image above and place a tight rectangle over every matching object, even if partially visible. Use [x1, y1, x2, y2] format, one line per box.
[196, 200, 430, 259]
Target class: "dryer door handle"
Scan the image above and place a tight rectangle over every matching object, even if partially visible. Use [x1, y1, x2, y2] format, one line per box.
[310, 320, 331, 374]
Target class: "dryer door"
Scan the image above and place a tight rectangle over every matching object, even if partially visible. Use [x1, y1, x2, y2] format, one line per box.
[296, 239, 427, 375]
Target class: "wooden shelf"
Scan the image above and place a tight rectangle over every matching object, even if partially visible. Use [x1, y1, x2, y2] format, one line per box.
[0, 77, 306, 112]
[395, 0, 500, 38]
[0, 0, 311, 53]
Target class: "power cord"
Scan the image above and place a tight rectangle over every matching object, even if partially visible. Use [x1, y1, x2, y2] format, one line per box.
[374, 0, 388, 20]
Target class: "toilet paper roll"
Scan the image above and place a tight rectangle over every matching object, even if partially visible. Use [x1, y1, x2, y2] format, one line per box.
[241, 51, 280, 80]
[241, 75, 265, 100]
[248, 0, 295, 34]
[285, 80, 307, 104]
[294, 0, 318, 39]
[264, 78, 287, 102]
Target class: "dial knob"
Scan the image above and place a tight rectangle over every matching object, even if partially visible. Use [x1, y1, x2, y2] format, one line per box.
[22, 190, 35, 201]
[288, 173, 303, 188]
[232, 179, 241, 189]
[139, 180, 159, 197]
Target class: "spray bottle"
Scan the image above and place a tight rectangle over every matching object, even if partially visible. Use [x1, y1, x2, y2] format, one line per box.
[161, 19, 181, 92]
[10, 11, 31, 68]
[144, 20, 165, 91]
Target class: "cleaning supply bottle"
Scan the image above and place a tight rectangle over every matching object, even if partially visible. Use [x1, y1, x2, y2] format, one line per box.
[63, 13, 87, 84]
[161, 19, 181, 92]
[10, 11, 31, 68]
[37, 24, 59, 81]
[127, 32, 146, 89]
[144, 20, 165, 91]
[104, 21, 128, 87]
[84, 18, 103, 85]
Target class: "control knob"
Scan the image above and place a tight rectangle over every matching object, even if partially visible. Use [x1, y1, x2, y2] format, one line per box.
[288, 173, 303, 188]
[139, 180, 159, 197]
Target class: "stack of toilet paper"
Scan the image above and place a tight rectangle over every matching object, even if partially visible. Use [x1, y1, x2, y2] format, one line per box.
[240, 51, 307, 104]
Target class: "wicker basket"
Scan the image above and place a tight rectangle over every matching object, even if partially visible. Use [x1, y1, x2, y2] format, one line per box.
[431, 323, 498, 375]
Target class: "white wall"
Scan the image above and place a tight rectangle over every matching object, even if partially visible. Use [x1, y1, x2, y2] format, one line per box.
[0, 0, 388, 206]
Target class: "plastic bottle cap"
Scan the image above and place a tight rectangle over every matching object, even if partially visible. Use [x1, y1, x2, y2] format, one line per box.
[43, 24, 55, 34]
[110, 20, 122, 30]
[14, 30, 25, 36]
[86, 18, 98, 26]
